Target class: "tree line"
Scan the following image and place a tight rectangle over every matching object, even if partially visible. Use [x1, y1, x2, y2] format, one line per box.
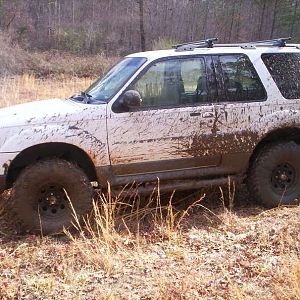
[0, 0, 299, 55]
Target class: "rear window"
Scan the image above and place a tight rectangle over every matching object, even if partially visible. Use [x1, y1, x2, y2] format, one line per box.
[219, 54, 266, 102]
[262, 53, 300, 99]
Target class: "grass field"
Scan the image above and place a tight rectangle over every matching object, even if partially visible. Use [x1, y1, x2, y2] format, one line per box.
[0, 76, 299, 299]
[0, 75, 93, 108]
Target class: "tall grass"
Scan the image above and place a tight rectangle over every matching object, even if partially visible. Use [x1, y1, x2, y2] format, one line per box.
[0, 74, 93, 107]
[65, 187, 206, 268]
[1, 183, 300, 299]
[0, 31, 118, 78]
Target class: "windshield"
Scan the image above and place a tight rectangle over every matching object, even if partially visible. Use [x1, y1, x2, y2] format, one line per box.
[85, 57, 146, 102]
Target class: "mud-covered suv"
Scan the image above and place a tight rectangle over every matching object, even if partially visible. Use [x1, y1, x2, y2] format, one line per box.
[1, 37, 300, 233]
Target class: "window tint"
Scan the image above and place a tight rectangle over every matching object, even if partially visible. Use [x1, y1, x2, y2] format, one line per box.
[180, 59, 208, 103]
[219, 54, 266, 102]
[132, 57, 209, 108]
[262, 53, 300, 99]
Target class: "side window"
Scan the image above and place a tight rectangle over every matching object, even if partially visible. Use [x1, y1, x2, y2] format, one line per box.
[262, 53, 300, 99]
[132, 57, 210, 108]
[180, 59, 208, 104]
[219, 55, 266, 102]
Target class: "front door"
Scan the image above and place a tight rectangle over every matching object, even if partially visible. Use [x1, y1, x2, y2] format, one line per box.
[107, 56, 221, 176]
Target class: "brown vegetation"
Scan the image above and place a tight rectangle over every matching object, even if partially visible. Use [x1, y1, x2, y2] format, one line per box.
[0, 75, 92, 107]
[0, 33, 29, 76]
[0, 0, 299, 54]
[0, 32, 118, 77]
[0, 186, 300, 299]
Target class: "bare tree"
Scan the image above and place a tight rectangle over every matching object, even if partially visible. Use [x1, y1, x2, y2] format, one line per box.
[0, 0, 299, 54]
[138, 0, 146, 51]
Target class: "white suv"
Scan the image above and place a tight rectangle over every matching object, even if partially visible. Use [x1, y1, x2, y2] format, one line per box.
[1, 38, 300, 233]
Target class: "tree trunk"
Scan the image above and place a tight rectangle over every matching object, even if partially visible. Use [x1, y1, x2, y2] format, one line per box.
[259, 2, 267, 39]
[228, 1, 237, 42]
[138, 0, 146, 51]
[270, 0, 279, 38]
[290, 0, 299, 37]
[202, 1, 209, 38]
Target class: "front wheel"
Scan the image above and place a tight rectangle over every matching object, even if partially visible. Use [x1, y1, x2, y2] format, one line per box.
[11, 159, 93, 234]
[247, 141, 300, 208]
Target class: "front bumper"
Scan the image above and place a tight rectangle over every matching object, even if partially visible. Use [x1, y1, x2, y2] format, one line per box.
[0, 175, 6, 194]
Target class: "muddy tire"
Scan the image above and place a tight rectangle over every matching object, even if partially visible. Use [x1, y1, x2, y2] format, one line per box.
[248, 141, 300, 208]
[11, 159, 93, 234]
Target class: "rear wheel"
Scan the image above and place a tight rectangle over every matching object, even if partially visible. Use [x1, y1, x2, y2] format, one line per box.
[248, 141, 300, 208]
[11, 159, 93, 234]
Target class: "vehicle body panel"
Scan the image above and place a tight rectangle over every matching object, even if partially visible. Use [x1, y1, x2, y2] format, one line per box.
[0, 99, 109, 178]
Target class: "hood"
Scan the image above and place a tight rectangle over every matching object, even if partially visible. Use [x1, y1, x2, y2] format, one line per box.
[0, 98, 105, 128]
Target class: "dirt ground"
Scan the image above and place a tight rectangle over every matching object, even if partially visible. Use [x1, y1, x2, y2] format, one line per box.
[0, 186, 299, 300]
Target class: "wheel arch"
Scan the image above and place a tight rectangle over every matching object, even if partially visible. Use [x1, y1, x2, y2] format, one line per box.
[248, 126, 300, 171]
[6, 142, 98, 187]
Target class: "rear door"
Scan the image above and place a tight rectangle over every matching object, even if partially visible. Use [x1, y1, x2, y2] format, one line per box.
[209, 54, 267, 164]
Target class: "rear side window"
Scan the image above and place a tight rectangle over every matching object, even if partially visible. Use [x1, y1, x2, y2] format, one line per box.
[262, 53, 300, 99]
[218, 54, 266, 102]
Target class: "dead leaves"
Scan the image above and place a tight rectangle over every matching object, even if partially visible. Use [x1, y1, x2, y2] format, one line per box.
[0, 205, 299, 299]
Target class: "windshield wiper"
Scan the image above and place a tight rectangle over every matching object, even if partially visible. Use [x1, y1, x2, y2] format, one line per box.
[70, 91, 92, 103]
[70, 92, 106, 104]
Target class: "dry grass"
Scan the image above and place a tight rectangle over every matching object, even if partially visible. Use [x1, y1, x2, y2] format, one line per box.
[26, 52, 119, 78]
[0, 75, 93, 107]
[0, 187, 300, 300]
[0, 33, 29, 76]
[0, 32, 118, 78]
[0, 76, 299, 299]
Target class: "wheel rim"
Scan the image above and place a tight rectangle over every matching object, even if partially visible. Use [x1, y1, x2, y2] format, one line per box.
[36, 183, 69, 218]
[271, 162, 296, 194]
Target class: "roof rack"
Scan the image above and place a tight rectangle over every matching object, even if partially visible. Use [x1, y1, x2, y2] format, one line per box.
[174, 37, 294, 51]
[174, 38, 218, 51]
[250, 37, 292, 47]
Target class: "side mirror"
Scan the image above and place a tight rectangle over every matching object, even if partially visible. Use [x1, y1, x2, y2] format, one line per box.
[121, 90, 142, 109]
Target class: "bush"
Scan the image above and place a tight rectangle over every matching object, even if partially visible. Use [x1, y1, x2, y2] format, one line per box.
[0, 32, 119, 78]
[152, 37, 180, 50]
[27, 51, 119, 78]
[57, 30, 88, 54]
[0, 32, 30, 76]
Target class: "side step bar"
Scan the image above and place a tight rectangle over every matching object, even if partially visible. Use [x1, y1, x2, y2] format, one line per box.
[112, 176, 239, 196]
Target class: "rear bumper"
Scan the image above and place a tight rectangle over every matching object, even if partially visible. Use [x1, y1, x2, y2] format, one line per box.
[0, 175, 6, 194]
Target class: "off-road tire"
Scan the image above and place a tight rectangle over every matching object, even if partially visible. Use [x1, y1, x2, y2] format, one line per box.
[247, 141, 300, 208]
[11, 159, 93, 234]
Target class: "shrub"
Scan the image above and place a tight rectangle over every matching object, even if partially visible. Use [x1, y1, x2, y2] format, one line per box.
[0, 31, 119, 78]
[152, 37, 180, 50]
[0, 32, 29, 76]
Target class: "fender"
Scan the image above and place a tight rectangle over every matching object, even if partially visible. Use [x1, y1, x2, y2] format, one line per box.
[0, 123, 110, 167]
[258, 109, 300, 137]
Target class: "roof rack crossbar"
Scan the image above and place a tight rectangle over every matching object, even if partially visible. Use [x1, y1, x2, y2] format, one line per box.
[174, 38, 218, 51]
[250, 37, 291, 47]
[172, 37, 293, 52]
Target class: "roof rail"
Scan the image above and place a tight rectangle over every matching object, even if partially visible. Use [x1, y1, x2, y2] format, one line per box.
[173, 37, 293, 51]
[174, 38, 218, 52]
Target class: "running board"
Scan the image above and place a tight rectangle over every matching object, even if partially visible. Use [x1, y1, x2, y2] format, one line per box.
[112, 176, 238, 196]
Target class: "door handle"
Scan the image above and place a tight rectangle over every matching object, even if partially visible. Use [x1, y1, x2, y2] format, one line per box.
[202, 112, 214, 118]
[190, 112, 201, 117]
